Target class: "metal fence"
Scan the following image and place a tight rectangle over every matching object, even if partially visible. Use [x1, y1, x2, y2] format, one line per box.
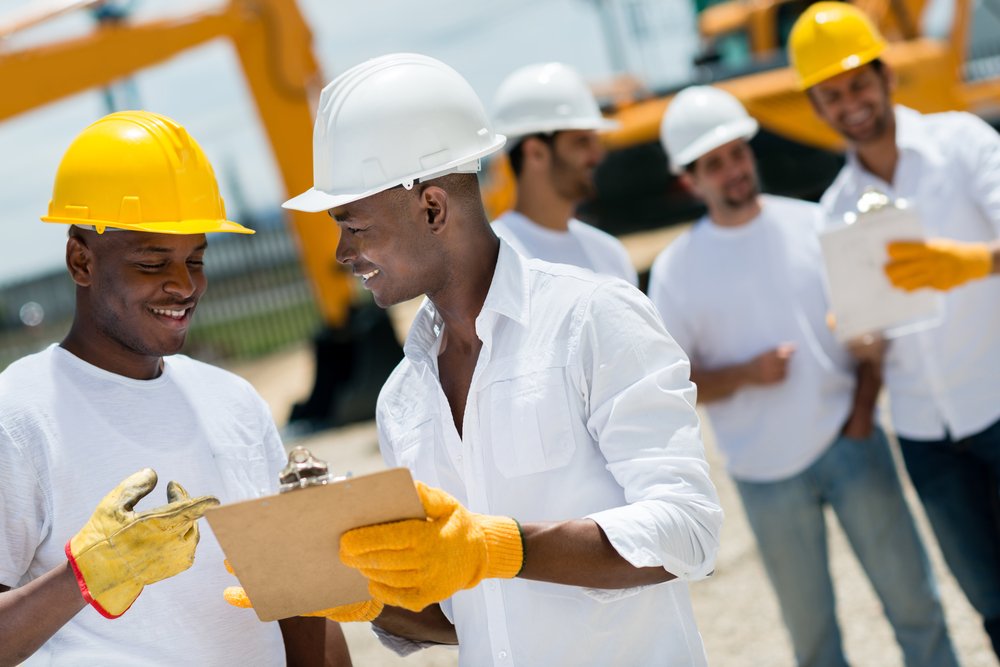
[0, 220, 322, 371]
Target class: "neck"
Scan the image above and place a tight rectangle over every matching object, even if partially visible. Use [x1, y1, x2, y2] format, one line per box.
[61, 308, 162, 381]
[706, 195, 763, 228]
[514, 175, 575, 232]
[854, 109, 898, 185]
[427, 229, 501, 352]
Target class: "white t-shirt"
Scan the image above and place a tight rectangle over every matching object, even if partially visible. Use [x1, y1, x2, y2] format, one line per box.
[492, 210, 639, 286]
[648, 196, 856, 482]
[0, 345, 287, 666]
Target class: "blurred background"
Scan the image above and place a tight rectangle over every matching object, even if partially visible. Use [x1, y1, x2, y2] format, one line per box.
[1, 0, 999, 663]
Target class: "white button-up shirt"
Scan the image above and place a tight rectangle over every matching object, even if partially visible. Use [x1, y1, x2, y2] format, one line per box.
[375, 240, 723, 667]
[822, 106, 1000, 440]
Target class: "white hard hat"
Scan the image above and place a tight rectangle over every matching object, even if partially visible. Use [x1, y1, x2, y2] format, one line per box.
[660, 86, 759, 175]
[491, 62, 620, 142]
[284, 53, 506, 213]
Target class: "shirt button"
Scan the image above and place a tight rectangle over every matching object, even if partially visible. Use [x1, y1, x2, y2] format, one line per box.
[489, 580, 496, 590]
[498, 650, 507, 660]
[455, 455, 463, 464]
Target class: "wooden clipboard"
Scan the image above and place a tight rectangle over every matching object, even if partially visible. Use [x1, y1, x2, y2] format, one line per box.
[204, 467, 424, 622]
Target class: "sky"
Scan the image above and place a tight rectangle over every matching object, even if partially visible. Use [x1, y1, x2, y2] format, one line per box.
[0, 0, 632, 283]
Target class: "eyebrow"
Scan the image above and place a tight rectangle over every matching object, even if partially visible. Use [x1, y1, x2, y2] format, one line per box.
[329, 210, 356, 223]
[134, 241, 209, 254]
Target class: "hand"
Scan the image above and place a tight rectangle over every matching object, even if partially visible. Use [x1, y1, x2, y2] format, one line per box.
[886, 239, 993, 291]
[67, 469, 219, 618]
[847, 334, 886, 364]
[340, 482, 523, 612]
[745, 344, 795, 385]
[221, 560, 383, 622]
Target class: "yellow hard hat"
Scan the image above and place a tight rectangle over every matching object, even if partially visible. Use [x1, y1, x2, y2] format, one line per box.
[41, 111, 251, 235]
[788, 2, 887, 90]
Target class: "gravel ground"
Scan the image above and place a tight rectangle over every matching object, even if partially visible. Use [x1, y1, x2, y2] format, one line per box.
[229, 344, 998, 667]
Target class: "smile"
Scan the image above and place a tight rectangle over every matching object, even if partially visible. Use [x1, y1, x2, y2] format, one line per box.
[362, 269, 380, 282]
[149, 307, 190, 320]
[843, 108, 872, 127]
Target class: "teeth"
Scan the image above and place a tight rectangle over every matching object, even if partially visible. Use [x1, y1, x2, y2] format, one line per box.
[362, 269, 380, 281]
[845, 109, 871, 126]
[151, 308, 187, 318]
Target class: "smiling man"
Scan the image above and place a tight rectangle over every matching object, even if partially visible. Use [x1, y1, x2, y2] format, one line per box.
[280, 54, 723, 667]
[790, 4, 1000, 655]
[0, 111, 350, 666]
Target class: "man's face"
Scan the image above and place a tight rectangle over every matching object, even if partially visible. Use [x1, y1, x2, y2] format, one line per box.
[684, 139, 760, 211]
[809, 64, 894, 144]
[80, 230, 208, 357]
[546, 130, 605, 201]
[331, 188, 441, 308]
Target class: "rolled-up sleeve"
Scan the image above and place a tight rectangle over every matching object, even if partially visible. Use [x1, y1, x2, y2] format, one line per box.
[0, 424, 48, 588]
[576, 281, 723, 582]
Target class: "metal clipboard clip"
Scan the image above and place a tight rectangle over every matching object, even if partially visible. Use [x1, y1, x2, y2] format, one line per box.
[278, 447, 348, 493]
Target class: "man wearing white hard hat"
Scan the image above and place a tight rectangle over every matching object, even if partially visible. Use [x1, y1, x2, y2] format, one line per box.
[647, 86, 958, 667]
[489, 63, 638, 286]
[259, 53, 723, 666]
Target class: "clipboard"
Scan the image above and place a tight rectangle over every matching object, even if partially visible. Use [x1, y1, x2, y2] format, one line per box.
[819, 192, 942, 342]
[204, 453, 425, 622]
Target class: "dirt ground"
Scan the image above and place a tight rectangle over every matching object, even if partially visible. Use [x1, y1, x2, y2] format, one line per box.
[228, 343, 998, 667]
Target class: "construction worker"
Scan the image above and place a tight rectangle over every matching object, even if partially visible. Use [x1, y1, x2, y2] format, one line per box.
[489, 63, 638, 286]
[270, 53, 723, 666]
[0, 112, 350, 666]
[790, 2, 1000, 655]
[647, 85, 958, 667]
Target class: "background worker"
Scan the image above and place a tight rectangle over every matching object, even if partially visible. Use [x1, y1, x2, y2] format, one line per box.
[281, 53, 724, 666]
[648, 86, 958, 667]
[790, 3, 1000, 654]
[0, 112, 350, 666]
[489, 62, 638, 286]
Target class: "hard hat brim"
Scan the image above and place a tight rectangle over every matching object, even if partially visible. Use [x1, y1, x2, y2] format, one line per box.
[670, 117, 759, 174]
[40, 217, 254, 235]
[495, 117, 621, 142]
[283, 135, 507, 213]
[795, 42, 886, 90]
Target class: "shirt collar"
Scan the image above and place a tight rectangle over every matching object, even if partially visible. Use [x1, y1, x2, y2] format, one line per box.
[402, 239, 531, 364]
[845, 105, 942, 174]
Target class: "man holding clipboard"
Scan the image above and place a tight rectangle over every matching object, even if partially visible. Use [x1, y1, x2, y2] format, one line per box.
[791, 3, 1000, 655]
[273, 53, 724, 666]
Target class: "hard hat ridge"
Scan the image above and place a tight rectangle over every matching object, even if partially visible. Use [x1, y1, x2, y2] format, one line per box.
[788, 2, 887, 90]
[284, 53, 506, 213]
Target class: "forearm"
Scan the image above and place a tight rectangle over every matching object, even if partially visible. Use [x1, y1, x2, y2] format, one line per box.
[372, 604, 458, 645]
[991, 240, 1000, 275]
[278, 616, 353, 667]
[0, 561, 86, 666]
[842, 360, 882, 438]
[690, 364, 749, 403]
[518, 518, 675, 589]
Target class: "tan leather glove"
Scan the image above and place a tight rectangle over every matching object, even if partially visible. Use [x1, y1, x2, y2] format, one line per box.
[222, 560, 384, 622]
[886, 239, 993, 291]
[66, 469, 219, 618]
[340, 482, 524, 612]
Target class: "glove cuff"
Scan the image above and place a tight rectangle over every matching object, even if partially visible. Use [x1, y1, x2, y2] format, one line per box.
[65, 539, 142, 619]
[479, 515, 524, 580]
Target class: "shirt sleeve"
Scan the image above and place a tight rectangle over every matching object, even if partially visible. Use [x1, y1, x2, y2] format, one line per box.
[647, 252, 697, 361]
[575, 281, 723, 582]
[961, 114, 1000, 236]
[0, 422, 48, 587]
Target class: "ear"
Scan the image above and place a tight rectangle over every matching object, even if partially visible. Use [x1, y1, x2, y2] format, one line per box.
[66, 234, 94, 287]
[678, 171, 700, 198]
[882, 64, 898, 96]
[520, 136, 551, 172]
[805, 87, 826, 121]
[419, 185, 450, 234]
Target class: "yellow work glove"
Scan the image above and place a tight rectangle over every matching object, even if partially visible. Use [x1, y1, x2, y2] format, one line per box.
[340, 482, 524, 612]
[66, 469, 219, 618]
[222, 560, 384, 622]
[886, 239, 993, 291]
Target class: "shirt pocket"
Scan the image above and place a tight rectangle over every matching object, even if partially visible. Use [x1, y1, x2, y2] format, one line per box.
[386, 419, 437, 478]
[489, 367, 576, 478]
[210, 442, 271, 502]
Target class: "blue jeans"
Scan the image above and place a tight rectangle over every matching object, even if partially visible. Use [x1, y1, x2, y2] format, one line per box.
[899, 417, 1000, 657]
[736, 429, 958, 667]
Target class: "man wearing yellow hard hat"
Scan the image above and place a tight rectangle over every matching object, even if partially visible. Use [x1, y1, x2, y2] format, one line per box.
[0, 111, 351, 665]
[790, 3, 1000, 657]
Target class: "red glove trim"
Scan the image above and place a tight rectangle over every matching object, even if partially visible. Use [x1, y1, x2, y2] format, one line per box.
[64, 540, 133, 619]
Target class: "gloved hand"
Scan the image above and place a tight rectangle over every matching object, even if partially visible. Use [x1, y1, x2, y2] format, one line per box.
[222, 560, 384, 622]
[340, 482, 524, 612]
[66, 469, 219, 618]
[886, 239, 993, 291]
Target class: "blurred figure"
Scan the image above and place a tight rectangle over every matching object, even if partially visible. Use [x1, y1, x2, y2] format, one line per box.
[791, 3, 1000, 654]
[490, 63, 638, 286]
[648, 86, 958, 667]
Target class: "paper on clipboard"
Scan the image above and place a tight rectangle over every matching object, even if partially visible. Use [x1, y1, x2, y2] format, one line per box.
[819, 203, 941, 342]
[204, 467, 425, 622]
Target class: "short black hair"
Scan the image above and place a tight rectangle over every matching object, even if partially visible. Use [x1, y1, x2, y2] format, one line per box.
[508, 132, 559, 178]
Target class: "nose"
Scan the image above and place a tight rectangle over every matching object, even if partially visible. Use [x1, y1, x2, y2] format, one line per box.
[163, 264, 197, 300]
[335, 230, 357, 265]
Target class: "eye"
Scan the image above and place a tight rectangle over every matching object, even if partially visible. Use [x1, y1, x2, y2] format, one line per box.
[136, 262, 166, 270]
[187, 258, 205, 267]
